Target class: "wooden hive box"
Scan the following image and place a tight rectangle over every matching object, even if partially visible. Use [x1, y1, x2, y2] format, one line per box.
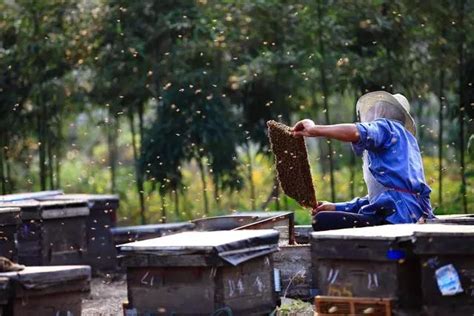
[0, 208, 21, 261]
[273, 244, 312, 300]
[0, 265, 90, 316]
[0, 200, 89, 266]
[412, 224, 474, 315]
[119, 230, 280, 315]
[311, 224, 422, 314]
[37, 194, 120, 274]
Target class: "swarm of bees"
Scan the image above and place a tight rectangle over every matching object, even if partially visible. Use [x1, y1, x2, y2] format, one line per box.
[267, 120, 317, 209]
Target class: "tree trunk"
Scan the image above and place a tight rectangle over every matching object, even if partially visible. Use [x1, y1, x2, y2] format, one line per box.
[0, 144, 5, 195]
[55, 110, 63, 189]
[47, 131, 54, 190]
[437, 69, 445, 206]
[107, 108, 118, 193]
[128, 110, 146, 224]
[197, 157, 209, 215]
[457, 0, 468, 213]
[38, 100, 47, 191]
[246, 144, 256, 210]
[213, 178, 221, 211]
[159, 189, 167, 223]
[317, 0, 336, 202]
[173, 189, 180, 220]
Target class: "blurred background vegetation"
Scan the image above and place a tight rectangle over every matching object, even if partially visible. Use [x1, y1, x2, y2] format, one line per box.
[0, 0, 473, 225]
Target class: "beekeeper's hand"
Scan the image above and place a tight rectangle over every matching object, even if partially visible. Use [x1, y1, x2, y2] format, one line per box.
[311, 201, 336, 215]
[292, 119, 317, 137]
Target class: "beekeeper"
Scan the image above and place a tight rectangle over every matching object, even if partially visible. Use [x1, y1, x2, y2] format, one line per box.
[292, 91, 434, 231]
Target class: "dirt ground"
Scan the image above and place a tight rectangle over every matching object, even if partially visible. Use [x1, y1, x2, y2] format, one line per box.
[81, 277, 313, 316]
[82, 277, 128, 316]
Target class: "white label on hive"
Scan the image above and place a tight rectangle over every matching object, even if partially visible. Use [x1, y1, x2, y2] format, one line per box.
[435, 264, 463, 296]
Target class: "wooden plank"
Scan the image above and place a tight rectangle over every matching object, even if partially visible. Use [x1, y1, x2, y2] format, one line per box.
[118, 230, 278, 254]
[0, 265, 91, 285]
[315, 296, 392, 316]
[311, 224, 417, 241]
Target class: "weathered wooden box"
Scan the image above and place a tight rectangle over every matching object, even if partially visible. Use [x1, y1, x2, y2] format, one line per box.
[111, 222, 195, 246]
[311, 224, 421, 313]
[0, 200, 89, 266]
[412, 224, 474, 315]
[119, 230, 279, 315]
[38, 194, 119, 273]
[0, 265, 90, 316]
[0, 207, 21, 261]
[273, 244, 311, 300]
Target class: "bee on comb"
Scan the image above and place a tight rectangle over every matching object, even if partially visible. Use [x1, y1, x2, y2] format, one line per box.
[267, 120, 317, 208]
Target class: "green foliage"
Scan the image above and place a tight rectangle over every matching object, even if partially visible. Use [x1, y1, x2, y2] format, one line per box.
[0, 0, 473, 222]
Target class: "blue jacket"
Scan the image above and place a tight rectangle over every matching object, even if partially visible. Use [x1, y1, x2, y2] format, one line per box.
[334, 118, 434, 223]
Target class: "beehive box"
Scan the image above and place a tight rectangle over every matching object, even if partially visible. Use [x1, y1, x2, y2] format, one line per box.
[412, 224, 474, 315]
[0, 207, 21, 261]
[311, 224, 421, 313]
[37, 194, 119, 273]
[0, 265, 90, 316]
[119, 230, 279, 315]
[111, 222, 195, 245]
[0, 200, 89, 266]
[273, 244, 311, 300]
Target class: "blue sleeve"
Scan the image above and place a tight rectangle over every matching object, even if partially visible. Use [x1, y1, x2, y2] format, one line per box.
[352, 119, 397, 155]
[335, 196, 369, 213]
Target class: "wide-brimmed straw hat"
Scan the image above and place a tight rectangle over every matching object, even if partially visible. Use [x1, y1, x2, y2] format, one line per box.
[356, 91, 416, 136]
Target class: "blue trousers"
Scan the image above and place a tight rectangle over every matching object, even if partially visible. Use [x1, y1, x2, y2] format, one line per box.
[312, 211, 388, 231]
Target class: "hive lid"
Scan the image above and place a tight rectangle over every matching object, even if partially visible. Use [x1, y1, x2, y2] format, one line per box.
[119, 229, 279, 266]
[426, 214, 474, 225]
[0, 191, 63, 202]
[311, 224, 419, 241]
[413, 223, 474, 237]
[0, 199, 89, 219]
[0, 265, 91, 287]
[111, 222, 195, 235]
[413, 224, 474, 255]
[36, 193, 119, 210]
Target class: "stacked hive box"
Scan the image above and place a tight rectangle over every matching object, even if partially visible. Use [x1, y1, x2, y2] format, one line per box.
[311, 224, 421, 314]
[0, 265, 90, 315]
[119, 230, 280, 315]
[0, 200, 89, 266]
[37, 194, 120, 273]
[413, 224, 474, 315]
[0, 207, 21, 261]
